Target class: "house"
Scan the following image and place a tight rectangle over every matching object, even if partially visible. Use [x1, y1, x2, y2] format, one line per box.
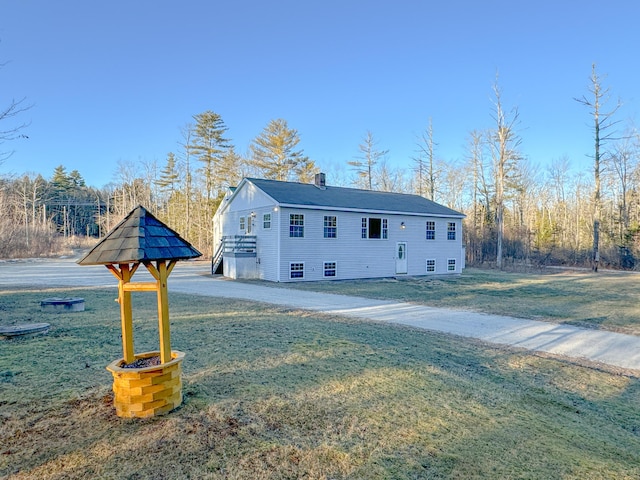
[212, 174, 466, 282]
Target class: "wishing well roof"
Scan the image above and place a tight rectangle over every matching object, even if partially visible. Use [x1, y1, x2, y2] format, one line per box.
[77, 205, 202, 265]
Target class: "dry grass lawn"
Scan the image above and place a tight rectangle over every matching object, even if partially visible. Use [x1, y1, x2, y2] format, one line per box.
[283, 267, 640, 335]
[1, 285, 639, 479]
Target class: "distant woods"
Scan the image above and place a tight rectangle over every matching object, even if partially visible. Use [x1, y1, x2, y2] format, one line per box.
[3, 66, 640, 270]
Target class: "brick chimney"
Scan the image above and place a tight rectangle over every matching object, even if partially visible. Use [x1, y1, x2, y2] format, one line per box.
[314, 172, 326, 188]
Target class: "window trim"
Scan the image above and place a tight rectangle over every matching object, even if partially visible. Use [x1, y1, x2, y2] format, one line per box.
[361, 217, 388, 240]
[323, 261, 337, 277]
[323, 215, 337, 238]
[426, 258, 436, 273]
[239, 216, 246, 231]
[289, 213, 304, 238]
[263, 213, 271, 229]
[447, 258, 456, 271]
[290, 262, 305, 279]
[426, 221, 436, 240]
[447, 222, 456, 240]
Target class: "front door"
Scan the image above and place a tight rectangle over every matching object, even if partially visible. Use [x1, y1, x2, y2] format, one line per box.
[396, 242, 408, 274]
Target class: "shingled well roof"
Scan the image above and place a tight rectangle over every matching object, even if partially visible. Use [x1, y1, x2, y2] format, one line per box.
[77, 205, 202, 265]
[245, 178, 465, 217]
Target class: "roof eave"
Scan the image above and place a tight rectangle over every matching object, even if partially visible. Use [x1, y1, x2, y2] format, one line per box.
[276, 203, 466, 218]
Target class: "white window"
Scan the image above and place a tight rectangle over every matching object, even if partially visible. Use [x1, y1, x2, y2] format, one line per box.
[447, 222, 456, 240]
[290, 262, 304, 279]
[324, 261, 337, 277]
[263, 213, 271, 229]
[239, 217, 245, 231]
[426, 221, 435, 240]
[324, 216, 337, 238]
[448, 259, 456, 271]
[426, 259, 436, 273]
[290, 214, 304, 237]
[361, 217, 388, 239]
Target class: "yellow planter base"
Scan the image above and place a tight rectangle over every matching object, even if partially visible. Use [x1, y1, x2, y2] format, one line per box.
[106, 350, 185, 418]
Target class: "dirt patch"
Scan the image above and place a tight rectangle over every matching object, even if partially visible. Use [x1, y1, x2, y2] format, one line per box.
[122, 356, 161, 369]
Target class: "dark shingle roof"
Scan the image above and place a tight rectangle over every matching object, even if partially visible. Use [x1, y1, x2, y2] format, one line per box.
[77, 205, 202, 265]
[246, 178, 464, 217]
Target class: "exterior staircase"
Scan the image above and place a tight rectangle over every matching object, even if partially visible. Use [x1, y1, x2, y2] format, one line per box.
[211, 235, 257, 274]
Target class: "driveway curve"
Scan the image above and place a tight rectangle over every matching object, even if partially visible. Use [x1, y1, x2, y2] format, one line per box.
[2, 258, 639, 373]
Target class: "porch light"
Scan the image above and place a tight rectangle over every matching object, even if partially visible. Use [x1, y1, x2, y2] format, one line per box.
[400, 222, 406, 229]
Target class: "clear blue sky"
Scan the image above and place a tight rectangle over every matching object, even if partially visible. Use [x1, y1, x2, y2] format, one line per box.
[1, 0, 638, 188]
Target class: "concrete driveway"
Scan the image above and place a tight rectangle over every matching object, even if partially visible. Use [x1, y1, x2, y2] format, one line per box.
[2, 258, 640, 373]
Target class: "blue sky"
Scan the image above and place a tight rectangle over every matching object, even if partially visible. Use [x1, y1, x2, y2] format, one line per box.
[1, 0, 638, 188]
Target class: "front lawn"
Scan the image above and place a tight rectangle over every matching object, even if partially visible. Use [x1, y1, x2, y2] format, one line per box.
[1, 286, 639, 479]
[282, 267, 640, 335]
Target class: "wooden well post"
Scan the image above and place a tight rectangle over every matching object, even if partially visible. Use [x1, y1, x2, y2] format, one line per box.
[77, 205, 202, 418]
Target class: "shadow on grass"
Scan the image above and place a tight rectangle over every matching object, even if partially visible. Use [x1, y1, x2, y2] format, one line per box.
[1, 287, 639, 479]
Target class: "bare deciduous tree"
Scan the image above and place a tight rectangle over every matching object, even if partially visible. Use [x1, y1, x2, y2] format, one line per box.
[413, 118, 438, 200]
[575, 63, 622, 271]
[490, 76, 522, 270]
[349, 130, 388, 190]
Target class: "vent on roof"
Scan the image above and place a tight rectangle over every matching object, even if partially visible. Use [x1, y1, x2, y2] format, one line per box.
[314, 172, 326, 189]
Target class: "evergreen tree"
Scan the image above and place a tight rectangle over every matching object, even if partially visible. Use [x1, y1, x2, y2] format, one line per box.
[250, 118, 312, 181]
[216, 147, 245, 189]
[51, 165, 73, 192]
[190, 110, 231, 202]
[68, 170, 86, 188]
[295, 156, 318, 183]
[156, 152, 180, 194]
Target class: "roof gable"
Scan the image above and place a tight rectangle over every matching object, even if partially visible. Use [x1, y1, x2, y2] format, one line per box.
[77, 205, 202, 265]
[245, 178, 464, 217]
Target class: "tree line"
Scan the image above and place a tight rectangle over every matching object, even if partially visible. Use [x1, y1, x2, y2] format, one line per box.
[2, 65, 639, 270]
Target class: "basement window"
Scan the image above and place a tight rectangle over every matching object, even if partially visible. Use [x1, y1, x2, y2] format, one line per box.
[426, 259, 436, 273]
[290, 262, 304, 279]
[324, 261, 337, 277]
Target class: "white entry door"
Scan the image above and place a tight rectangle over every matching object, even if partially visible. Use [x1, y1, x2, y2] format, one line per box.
[396, 242, 408, 274]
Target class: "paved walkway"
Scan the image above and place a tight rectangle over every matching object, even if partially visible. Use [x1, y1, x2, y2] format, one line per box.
[2, 258, 640, 372]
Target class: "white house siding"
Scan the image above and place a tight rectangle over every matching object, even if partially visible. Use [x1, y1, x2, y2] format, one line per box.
[215, 183, 280, 281]
[275, 208, 464, 282]
[254, 207, 279, 281]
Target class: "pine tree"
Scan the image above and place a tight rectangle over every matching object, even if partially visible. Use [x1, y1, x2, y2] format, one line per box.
[190, 110, 231, 202]
[250, 118, 312, 181]
[156, 152, 180, 194]
[68, 170, 86, 188]
[51, 165, 73, 192]
[216, 147, 245, 189]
